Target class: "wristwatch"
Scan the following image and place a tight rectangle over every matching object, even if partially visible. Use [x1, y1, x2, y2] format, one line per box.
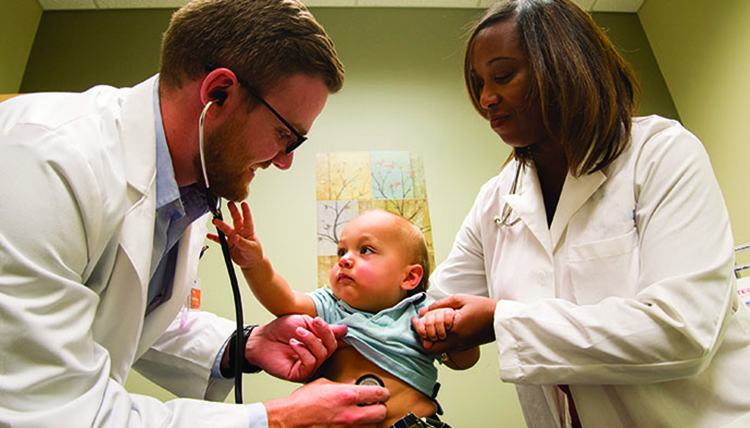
[224, 325, 262, 377]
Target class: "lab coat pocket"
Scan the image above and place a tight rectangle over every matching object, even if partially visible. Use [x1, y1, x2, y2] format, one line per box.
[568, 228, 639, 304]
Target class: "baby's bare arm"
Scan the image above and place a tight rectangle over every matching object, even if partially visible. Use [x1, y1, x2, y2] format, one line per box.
[210, 201, 316, 317]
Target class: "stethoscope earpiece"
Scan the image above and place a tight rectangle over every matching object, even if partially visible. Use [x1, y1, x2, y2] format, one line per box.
[213, 91, 227, 107]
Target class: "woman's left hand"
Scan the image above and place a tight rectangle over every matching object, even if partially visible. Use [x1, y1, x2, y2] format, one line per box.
[412, 294, 498, 354]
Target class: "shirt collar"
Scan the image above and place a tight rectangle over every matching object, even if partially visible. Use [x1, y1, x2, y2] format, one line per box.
[153, 76, 182, 213]
[326, 287, 428, 316]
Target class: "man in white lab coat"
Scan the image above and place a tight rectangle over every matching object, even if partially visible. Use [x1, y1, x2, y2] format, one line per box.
[0, 1, 389, 427]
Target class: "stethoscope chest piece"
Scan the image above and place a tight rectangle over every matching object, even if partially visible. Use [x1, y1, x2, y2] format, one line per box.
[356, 374, 385, 387]
[356, 374, 385, 406]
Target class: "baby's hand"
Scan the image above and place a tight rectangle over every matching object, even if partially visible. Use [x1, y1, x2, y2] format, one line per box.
[412, 307, 456, 342]
[207, 201, 264, 270]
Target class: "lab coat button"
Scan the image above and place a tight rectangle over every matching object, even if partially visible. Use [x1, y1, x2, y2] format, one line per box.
[537, 271, 548, 283]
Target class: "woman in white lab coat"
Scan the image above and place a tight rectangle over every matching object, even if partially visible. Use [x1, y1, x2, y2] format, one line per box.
[414, 1, 750, 427]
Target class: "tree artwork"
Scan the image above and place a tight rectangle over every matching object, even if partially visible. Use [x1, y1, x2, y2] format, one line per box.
[315, 151, 434, 287]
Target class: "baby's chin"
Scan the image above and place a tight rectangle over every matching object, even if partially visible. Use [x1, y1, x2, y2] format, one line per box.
[344, 295, 401, 314]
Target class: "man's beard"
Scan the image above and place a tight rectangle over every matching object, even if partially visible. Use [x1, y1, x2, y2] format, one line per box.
[197, 115, 253, 203]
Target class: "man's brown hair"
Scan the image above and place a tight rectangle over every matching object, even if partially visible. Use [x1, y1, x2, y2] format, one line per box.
[160, 0, 344, 97]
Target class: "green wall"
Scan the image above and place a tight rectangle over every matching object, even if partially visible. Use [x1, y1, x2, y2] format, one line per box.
[593, 12, 678, 120]
[639, 0, 750, 259]
[0, 0, 41, 93]
[15, 6, 679, 428]
[20, 9, 171, 92]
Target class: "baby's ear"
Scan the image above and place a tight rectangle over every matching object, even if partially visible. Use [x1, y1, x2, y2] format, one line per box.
[401, 264, 424, 291]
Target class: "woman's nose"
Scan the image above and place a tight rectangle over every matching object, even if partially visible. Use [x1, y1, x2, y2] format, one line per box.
[479, 85, 499, 111]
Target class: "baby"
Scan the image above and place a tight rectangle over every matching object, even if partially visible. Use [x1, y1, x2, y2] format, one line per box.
[213, 204, 479, 428]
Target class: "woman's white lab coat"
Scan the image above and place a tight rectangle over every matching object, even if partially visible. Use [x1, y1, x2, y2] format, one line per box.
[0, 77, 254, 427]
[429, 115, 750, 428]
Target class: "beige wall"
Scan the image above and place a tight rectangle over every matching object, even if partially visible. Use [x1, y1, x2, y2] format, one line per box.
[0, 0, 41, 93]
[639, 0, 750, 254]
[14, 6, 681, 428]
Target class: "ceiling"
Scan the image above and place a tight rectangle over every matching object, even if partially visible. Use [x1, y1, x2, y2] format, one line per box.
[37, 0, 646, 13]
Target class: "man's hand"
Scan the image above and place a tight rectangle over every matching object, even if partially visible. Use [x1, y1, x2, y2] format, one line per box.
[264, 378, 389, 428]
[247, 315, 347, 382]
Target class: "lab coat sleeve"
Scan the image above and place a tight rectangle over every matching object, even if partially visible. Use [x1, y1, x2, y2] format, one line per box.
[132, 310, 236, 402]
[0, 112, 255, 428]
[428, 179, 497, 301]
[494, 120, 737, 385]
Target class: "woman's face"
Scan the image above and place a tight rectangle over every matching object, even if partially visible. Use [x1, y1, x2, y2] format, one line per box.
[470, 18, 549, 149]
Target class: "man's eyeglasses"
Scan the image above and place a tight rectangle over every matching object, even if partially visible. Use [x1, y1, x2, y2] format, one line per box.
[205, 65, 307, 155]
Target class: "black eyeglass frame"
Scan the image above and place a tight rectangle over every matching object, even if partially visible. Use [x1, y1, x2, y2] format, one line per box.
[205, 65, 308, 155]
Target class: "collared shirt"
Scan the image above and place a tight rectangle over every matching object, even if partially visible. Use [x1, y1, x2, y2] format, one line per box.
[147, 79, 210, 313]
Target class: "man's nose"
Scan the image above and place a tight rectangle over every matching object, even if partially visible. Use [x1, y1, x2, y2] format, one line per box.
[272, 149, 293, 170]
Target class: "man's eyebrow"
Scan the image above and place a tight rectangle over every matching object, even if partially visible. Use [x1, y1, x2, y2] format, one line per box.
[294, 122, 308, 136]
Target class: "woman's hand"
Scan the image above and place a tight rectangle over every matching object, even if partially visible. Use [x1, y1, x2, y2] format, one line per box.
[412, 294, 498, 354]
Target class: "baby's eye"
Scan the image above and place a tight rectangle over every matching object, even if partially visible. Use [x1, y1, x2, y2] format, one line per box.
[337, 248, 346, 257]
[360, 246, 374, 255]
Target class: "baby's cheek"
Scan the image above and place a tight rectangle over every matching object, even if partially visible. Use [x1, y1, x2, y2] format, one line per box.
[354, 266, 378, 284]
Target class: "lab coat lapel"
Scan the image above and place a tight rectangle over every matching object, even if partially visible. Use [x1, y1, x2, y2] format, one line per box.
[136, 218, 208, 359]
[109, 75, 203, 362]
[503, 161, 554, 255]
[118, 76, 159, 300]
[549, 170, 607, 251]
[95, 77, 158, 382]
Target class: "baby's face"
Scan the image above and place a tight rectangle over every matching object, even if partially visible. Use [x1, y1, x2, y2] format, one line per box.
[329, 211, 414, 313]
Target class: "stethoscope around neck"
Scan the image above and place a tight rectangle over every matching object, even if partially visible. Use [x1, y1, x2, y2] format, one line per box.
[199, 97, 247, 404]
[494, 153, 527, 228]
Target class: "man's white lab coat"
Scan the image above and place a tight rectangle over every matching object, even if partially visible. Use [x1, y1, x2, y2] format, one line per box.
[430, 116, 750, 428]
[0, 77, 254, 428]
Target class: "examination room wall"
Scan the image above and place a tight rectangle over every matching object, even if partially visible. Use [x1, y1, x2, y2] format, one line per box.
[0, 0, 41, 94]
[11, 5, 678, 428]
[639, 0, 750, 253]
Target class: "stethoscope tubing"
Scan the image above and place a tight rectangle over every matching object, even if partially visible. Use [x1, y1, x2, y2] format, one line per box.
[200, 100, 246, 404]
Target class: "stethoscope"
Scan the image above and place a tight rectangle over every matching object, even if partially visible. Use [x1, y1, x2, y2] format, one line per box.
[199, 95, 247, 404]
[494, 155, 525, 228]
